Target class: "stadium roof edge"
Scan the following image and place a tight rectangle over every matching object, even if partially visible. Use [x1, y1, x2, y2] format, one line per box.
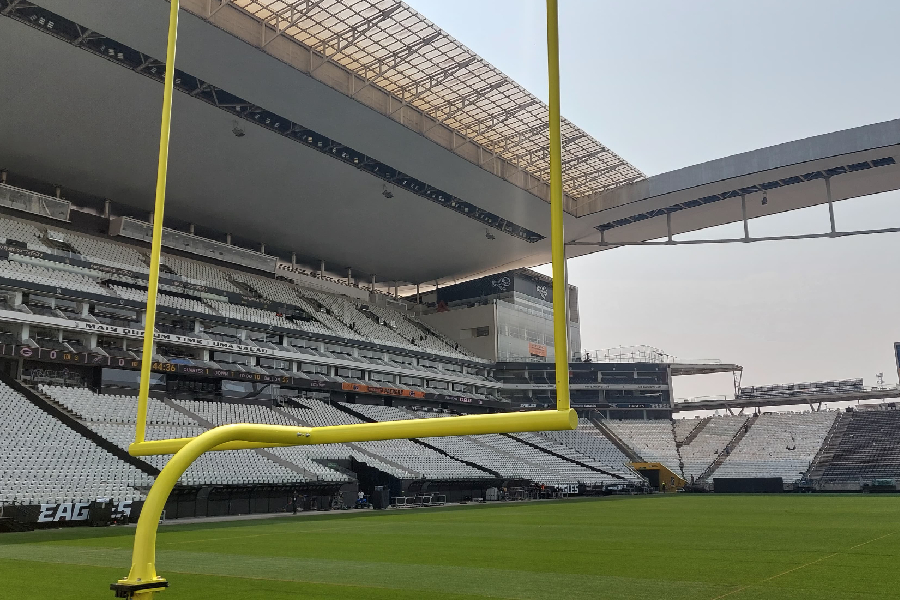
[559, 118, 900, 260]
[577, 118, 900, 219]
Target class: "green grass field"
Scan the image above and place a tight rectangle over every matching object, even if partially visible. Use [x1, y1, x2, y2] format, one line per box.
[1, 495, 898, 599]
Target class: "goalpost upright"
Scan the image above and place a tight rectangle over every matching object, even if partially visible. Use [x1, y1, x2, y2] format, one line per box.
[113, 1, 572, 596]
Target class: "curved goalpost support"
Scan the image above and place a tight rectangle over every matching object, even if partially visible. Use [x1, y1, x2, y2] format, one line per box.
[113, 411, 576, 597]
[112, 1, 571, 597]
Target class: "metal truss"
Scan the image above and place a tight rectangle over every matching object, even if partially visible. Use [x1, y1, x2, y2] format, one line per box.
[571, 226, 900, 248]
[594, 156, 896, 234]
[223, 0, 645, 199]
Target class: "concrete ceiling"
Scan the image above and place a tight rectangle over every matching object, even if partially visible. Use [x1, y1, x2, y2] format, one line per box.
[0, 2, 581, 285]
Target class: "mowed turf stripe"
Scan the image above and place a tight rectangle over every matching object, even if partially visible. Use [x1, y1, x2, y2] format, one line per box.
[709, 530, 899, 600]
[0, 543, 733, 600]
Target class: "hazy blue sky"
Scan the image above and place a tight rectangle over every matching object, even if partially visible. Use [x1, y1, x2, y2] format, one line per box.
[406, 0, 900, 399]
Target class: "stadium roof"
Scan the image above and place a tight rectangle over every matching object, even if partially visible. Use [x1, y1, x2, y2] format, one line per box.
[222, 0, 645, 200]
[1, 0, 899, 290]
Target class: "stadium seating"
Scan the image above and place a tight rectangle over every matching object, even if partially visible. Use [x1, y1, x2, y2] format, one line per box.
[40, 386, 196, 426]
[205, 299, 302, 330]
[39, 386, 349, 485]
[540, 419, 640, 480]
[674, 418, 704, 443]
[344, 403, 490, 479]
[300, 288, 414, 347]
[819, 410, 900, 483]
[8, 376, 898, 502]
[47, 229, 149, 271]
[713, 411, 837, 483]
[160, 255, 241, 293]
[0, 260, 112, 296]
[0, 211, 492, 367]
[680, 416, 748, 481]
[0, 217, 52, 252]
[111, 285, 218, 316]
[604, 419, 682, 475]
[364, 303, 473, 359]
[0, 381, 152, 504]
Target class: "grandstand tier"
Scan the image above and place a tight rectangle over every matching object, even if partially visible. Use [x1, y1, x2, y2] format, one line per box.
[0, 181, 893, 525]
[5, 356, 900, 523]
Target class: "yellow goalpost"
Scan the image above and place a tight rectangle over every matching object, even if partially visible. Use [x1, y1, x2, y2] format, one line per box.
[111, 1, 571, 597]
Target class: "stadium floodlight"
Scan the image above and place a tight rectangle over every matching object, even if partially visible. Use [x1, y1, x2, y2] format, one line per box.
[111, 0, 572, 597]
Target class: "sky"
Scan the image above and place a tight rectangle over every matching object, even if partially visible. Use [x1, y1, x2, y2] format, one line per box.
[405, 0, 900, 400]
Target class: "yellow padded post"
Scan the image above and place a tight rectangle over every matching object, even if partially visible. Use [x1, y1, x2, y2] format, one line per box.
[135, 0, 179, 445]
[546, 0, 570, 411]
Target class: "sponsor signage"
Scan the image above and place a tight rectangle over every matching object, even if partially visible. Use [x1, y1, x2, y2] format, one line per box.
[77, 322, 275, 356]
[8, 500, 142, 526]
[340, 382, 425, 398]
[528, 342, 547, 358]
[2, 343, 465, 403]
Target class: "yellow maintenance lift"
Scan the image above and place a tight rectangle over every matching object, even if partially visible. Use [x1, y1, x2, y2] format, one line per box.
[632, 462, 686, 492]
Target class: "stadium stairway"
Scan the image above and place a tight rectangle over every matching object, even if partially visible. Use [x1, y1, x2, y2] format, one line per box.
[677, 417, 711, 448]
[1, 373, 160, 478]
[163, 398, 323, 481]
[332, 402, 499, 478]
[805, 412, 850, 480]
[505, 433, 630, 482]
[587, 415, 642, 462]
[700, 414, 758, 482]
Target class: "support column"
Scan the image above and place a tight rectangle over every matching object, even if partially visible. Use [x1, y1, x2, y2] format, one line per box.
[55, 185, 62, 199]
[104, 199, 111, 219]
[226, 233, 232, 245]
[371, 274, 376, 291]
[416, 283, 420, 304]
[741, 194, 749, 241]
[394, 284, 399, 298]
[188, 223, 195, 235]
[825, 177, 836, 236]
[319, 260, 325, 279]
[291, 252, 296, 268]
[347, 267, 352, 285]
[666, 211, 673, 243]
[0, 170, 6, 185]
[260, 242, 266, 254]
